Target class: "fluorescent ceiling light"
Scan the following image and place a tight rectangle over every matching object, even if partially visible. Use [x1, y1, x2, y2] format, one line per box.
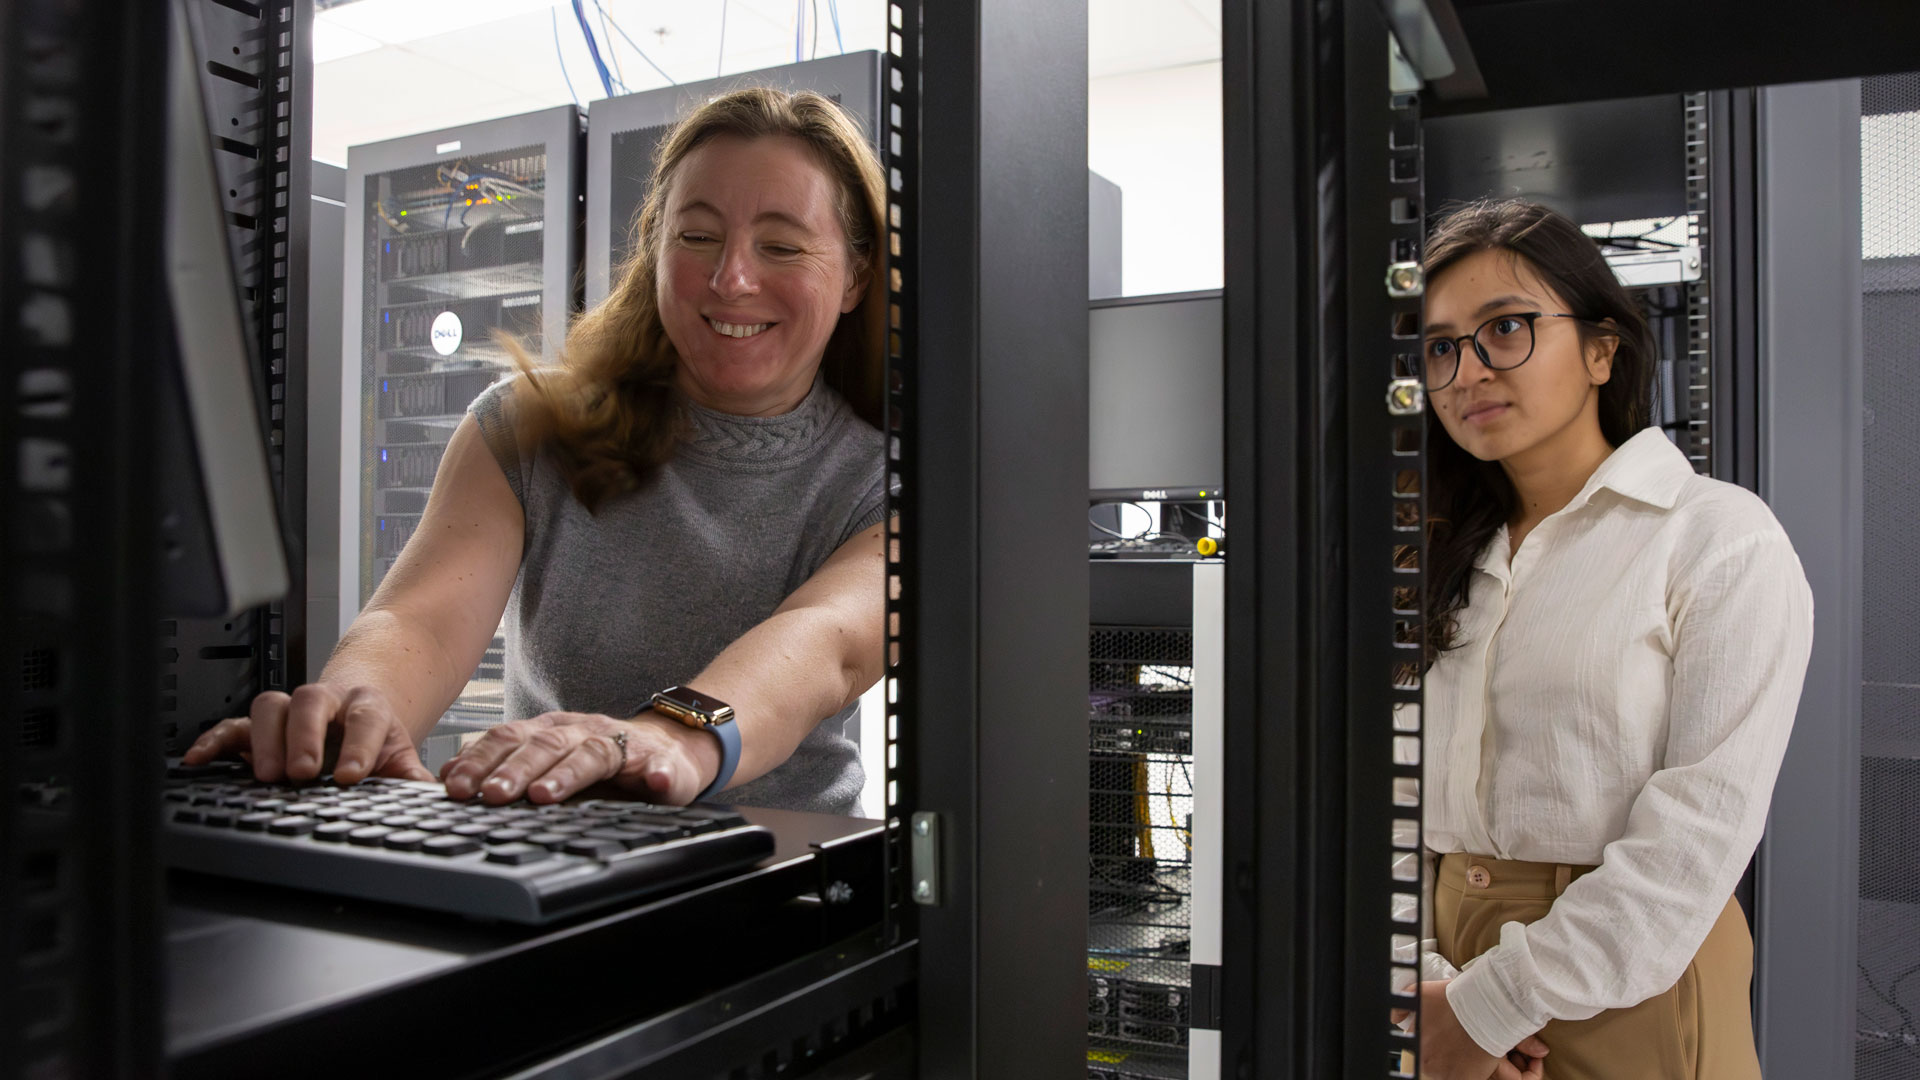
[318, 0, 558, 50]
[312, 18, 383, 63]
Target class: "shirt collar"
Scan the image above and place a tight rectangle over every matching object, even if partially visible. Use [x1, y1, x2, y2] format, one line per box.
[1566, 427, 1693, 513]
[1468, 428, 1689, 577]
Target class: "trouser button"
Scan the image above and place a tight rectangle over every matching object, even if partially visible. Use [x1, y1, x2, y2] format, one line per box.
[1466, 864, 1493, 889]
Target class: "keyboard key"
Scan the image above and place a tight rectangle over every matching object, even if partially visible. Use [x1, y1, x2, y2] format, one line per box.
[173, 809, 205, 825]
[313, 822, 358, 843]
[251, 799, 288, 812]
[583, 827, 669, 850]
[236, 812, 277, 832]
[380, 816, 423, 829]
[526, 832, 573, 851]
[313, 807, 353, 821]
[421, 835, 482, 857]
[282, 802, 321, 815]
[545, 824, 589, 836]
[622, 814, 693, 836]
[563, 838, 625, 859]
[268, 817, 319, 836]
[450, 823, 492, 837]
[347, 826, 393, 846]
[413, 818, 457, 833]
[485, 843, 551, 866]
[485, 828, 530, 844]
[382, 830, 430, 852]
[221, 796, 260, 810]
[201, 811, 235, 828]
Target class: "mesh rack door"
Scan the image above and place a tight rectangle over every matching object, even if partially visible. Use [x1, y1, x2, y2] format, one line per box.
[1089, 626, 1196, 1078]
[1857, 70, 1920, 1080]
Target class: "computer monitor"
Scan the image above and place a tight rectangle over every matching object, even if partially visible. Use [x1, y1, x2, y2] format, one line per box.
[1088, 290, 1224, 503]
[157, 0, 290, 617]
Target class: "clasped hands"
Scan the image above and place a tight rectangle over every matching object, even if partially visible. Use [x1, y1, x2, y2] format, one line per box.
[1395, 980, 1548, 1080]
[183, 684, 721, 806]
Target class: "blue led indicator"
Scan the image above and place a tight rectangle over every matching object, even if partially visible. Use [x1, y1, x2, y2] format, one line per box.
[384, 311, 390, 323]
[380, 448, 388, 462]
[384, 241, 391, 253]
[382, 379, 389, 392]
[379, 519, 387, 531]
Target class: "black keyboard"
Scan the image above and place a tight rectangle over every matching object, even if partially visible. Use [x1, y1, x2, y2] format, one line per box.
[161, 763, 775, 924]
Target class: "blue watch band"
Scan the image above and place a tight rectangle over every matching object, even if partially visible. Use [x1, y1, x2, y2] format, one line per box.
[694, 719, 741, 803]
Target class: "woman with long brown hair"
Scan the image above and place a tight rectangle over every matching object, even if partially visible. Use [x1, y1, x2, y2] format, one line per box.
[1412, 199, 1813, 1079]
[186, 88, 890, 816]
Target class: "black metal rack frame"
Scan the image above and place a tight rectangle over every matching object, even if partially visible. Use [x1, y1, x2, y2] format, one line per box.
[2, 0, 313, 1071]
[1220, 0, 1430, 1074]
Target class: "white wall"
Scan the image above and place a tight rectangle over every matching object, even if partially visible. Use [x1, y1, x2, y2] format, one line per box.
[1089, 61, 1223, 296]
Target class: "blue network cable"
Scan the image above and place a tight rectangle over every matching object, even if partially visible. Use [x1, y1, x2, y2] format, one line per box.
[827, 0, 843, 53]
[590, 0, 677, 86]
[551, 9, 581, 106]
[570, 0, 616, 98]
[795, 0, 803, 63]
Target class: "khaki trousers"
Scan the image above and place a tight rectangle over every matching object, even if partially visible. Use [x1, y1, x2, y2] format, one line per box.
[1434, 853, 1761, 1080]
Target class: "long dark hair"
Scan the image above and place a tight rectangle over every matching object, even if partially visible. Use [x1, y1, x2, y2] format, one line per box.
[1422, 199, 1656, 655]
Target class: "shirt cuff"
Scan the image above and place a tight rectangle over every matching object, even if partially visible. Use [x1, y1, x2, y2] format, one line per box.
[1445, 957, 1540, 1058]
[1420, 940, 1461, 983]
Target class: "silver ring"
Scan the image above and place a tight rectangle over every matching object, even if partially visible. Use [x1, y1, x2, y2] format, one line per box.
[609, 729, 629, 777]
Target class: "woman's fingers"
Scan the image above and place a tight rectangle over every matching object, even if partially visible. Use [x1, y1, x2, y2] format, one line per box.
[441, 721, 536, 799]
[1514, 1035, 1549, 1058]
[443, 716, 570, 802]
[282, 684, 342, 781]
[1490, 1060, 1529, 1080]
[331, 693, 393, 785]
[379, 743, 438, 783]
[524, 740, 621, 804]
[245, 692, 294, 781]
[182, 715, 251, 763]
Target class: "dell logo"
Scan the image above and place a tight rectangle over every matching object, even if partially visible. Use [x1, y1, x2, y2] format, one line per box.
[1142, 489, 1168, 501]
[430, 311, 463, 356]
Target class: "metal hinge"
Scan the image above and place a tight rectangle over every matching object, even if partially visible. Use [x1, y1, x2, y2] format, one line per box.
[1190, 961, 1223, 1030]
[909, 811, 941, 905]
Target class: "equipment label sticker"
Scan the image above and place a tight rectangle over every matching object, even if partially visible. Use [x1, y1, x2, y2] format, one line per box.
[430, 311, 463, 356]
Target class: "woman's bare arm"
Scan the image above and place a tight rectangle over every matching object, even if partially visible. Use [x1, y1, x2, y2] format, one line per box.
[186, 409, 524, 782]
[439, 520, 887, 806]
[679, 520, 887, 790]
[322, 412, 526, 742]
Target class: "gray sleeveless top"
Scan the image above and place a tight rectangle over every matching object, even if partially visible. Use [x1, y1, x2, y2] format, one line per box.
[468, 375, 885, 815]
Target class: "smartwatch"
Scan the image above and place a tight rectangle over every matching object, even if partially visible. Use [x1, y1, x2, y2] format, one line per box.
[649, 685, 741, 802]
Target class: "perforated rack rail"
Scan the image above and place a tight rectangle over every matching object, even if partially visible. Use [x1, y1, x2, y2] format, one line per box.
[160, 0, 313, 754]
[1220, 1, 1430, 1075]
[880, 0, 920, 953]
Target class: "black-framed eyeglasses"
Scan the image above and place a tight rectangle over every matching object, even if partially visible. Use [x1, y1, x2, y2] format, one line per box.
[1420, 311, 1592, 392]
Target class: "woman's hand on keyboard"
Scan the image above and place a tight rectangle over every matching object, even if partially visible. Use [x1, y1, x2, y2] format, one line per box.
[439, 711, 721, 806]
[180, 685, 437, 785]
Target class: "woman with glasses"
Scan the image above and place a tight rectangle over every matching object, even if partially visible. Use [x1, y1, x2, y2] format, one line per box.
[1410, 199, 1813, 1080]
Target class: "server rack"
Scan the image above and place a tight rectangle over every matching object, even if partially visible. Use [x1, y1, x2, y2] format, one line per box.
[1, 0, 315, 1071]
[1087, 570, 1198, 1078]
[1217, 0, 1432, 1074]
[584, 53, 884, 308]
[339, 107, 583, 726]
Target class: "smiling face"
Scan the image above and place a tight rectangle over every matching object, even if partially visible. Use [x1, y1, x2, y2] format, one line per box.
[1424, 247, 1617, 467]
[655, 133, 868, 417]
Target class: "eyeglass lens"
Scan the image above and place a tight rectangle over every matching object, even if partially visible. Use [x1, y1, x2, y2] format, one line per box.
[1423, 314, 1535, 391]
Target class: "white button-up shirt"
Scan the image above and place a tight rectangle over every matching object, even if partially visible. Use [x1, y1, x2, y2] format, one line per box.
[1422, 427, 1814, 1056]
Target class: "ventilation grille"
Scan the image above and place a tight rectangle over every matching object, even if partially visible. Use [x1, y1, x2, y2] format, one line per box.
[1856, 70, 1920, 1080]
[1088, 626, 1192, 1075]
